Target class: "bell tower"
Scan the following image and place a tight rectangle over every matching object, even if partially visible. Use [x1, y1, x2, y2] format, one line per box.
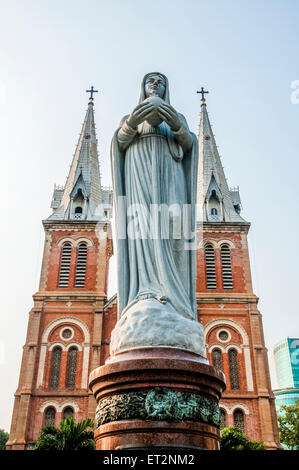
[196, 92, 281, 448]
[7, 91, 113, 450]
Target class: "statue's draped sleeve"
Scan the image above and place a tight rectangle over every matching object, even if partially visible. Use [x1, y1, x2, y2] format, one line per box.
[172, 114, 193, 153]
[117, 116, 137, 151]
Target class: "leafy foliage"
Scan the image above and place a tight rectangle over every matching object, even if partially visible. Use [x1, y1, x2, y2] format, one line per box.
[220, 426, 266, 450]
[246, 439, 267, 450]
[34, 417, 95, 451]
[0, 429, 9, 450]
[277, 398, 299, 450]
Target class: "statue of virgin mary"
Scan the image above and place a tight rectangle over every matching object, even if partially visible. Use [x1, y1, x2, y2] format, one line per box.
[110, 73, 205, 356]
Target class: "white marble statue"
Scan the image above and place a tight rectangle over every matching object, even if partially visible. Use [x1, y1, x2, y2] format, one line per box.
[110, 72, 205, 356]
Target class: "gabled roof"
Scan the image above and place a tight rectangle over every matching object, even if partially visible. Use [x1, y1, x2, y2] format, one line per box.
[48, 101, 102, 221]
[70, 172, 88, 199]
[197, 99, 246, 223]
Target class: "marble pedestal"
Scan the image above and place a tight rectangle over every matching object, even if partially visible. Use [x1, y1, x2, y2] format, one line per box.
[89, 347, 226, 450]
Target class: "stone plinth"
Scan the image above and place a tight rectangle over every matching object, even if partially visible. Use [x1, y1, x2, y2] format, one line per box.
[89, 347, 226, 450]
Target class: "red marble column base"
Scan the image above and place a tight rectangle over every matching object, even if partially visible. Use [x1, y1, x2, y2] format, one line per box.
[89, 347, 226, 451]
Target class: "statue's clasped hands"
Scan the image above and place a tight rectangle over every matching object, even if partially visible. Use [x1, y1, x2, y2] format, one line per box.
[157, 103, 181, 132]
[127, 102, 154, 129]
[127, 101, 181, 132]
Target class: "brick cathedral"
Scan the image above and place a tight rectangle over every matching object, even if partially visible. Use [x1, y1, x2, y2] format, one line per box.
[7, 92, 281, 449]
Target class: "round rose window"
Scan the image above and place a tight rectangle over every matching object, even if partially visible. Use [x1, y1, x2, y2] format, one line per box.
[219, 330, 229, 341]
[62, 328, 72, 339]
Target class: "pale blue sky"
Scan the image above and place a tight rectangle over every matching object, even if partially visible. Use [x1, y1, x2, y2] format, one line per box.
[0, 0, 298, 430]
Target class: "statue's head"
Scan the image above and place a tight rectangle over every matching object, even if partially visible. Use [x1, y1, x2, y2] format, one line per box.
[139, 72, 170, 104]
[144, 73, 166, 99]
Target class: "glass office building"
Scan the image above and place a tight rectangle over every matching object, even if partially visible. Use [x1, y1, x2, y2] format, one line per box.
[273, 338, 299, 414]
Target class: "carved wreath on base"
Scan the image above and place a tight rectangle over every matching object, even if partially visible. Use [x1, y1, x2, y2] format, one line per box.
[96, 387, 220, 428]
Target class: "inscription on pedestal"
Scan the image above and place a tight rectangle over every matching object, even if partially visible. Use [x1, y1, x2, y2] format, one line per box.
[96, 387, 220, 428]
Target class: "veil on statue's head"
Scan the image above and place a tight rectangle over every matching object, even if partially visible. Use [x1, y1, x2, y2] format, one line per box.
[138, 72, 170, 104]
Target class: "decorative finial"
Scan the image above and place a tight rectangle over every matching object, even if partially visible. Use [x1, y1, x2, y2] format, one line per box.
[86, 86, 98, 103]
[197, 87, 209, 104]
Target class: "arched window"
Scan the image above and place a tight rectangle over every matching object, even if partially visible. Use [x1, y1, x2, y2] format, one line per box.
[66, 347, 78, 388]
[75, 243, 87, 287]
[212, 348, 222, 370]
[72, 187, 85, 219]
[205, 244, 217, 289]
[228, 349, 240, 390]
[233, 409, 245, 432]
[220, 409, 226, 429]
[63, 407, 74, 420]
[208, 188, 221, 219]
[49, 347, 62, 389]
[221, 244, 233, 289]
[44, 407, 56, 427]
[58, 242, 72, 287]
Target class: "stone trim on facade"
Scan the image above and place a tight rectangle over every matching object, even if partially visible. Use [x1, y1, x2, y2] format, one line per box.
[204, 318, 254, 392]
[39, 400, 81, 413]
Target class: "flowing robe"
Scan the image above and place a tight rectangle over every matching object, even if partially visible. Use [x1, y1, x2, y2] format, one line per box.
[111, 116, 198, 321]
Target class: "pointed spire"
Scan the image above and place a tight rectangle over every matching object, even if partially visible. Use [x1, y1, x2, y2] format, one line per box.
[48, 91, 104, 221]
[197, 92, 245, 222]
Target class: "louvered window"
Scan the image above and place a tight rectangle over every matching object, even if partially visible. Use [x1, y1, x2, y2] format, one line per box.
[233, 409, 245, 432]
[44, 407, 56, 427]
[205, 244, 217, 289]
[220, 409, 226, 429]
[58, 242, 72, 287]
[228, 349, 240, 390]
[75, 243, 87, 287]
[49, 347, 62, 389]
[221, 244, 233, 289]
[212, 348, 222, 370]
[66, 347, 78, 388]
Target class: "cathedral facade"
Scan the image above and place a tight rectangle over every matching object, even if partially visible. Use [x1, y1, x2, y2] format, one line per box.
[7, 94, 280, 449]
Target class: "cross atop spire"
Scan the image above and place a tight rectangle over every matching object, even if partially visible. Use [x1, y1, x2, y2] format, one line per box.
[48, 98, 103, 221]
[86, 86, 98, 102]
[197, 87, 209, 103]
[197, 96, 245, 223]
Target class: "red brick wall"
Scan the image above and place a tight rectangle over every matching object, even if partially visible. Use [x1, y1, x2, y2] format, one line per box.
[197, 231, 247, 293]
[9, 221, 280, 448]
[206, 325, 247, 391]
[196, 228, 268, 442]
[46, 230, 101, 291]
[28, 396, 89, 442]
[220, 398, 261, 440]
[7, 223, 112, 447]
[42, 324, 84, 389]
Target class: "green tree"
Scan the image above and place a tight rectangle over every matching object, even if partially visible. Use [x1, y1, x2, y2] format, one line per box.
[0, 429, 9, 450]
[277, 398, 299, 450]
[220, 426, 266, 450]
[34, 417, 95, 451]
